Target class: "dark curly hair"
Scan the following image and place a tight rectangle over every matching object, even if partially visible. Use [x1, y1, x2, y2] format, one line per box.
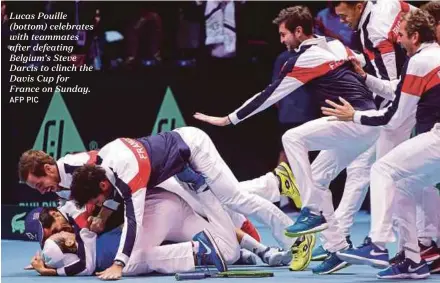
[70, 164, 107, 208]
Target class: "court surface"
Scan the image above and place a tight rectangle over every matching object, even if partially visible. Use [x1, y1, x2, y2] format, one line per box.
[2, 211, 440, 283]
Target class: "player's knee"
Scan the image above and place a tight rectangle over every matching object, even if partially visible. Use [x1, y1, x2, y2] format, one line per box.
[371, 160, 393, 180]
[281, 128, 302, 146]
[185, 126, 209, 139]
[222, 243, 241, 264]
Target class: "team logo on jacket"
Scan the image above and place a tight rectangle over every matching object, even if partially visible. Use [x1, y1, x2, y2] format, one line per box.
[122, 138, 148, 160]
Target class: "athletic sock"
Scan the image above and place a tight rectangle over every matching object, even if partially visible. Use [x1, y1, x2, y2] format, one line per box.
[240, 233, 268, 255]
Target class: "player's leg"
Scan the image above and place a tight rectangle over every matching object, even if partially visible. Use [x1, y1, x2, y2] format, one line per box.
[313, 145, 374, 261]
[173, 126, 295, 250]
[238, 172, 281, 203]
[416, 186, 440, 262]
[338, 124, 440, 271]
[171, 170, 290, 267]
[376, 181, 431, 279]
[235, 228, 292, 266]
[169, 182, 241, 264]
[157, 176, 259, 242]
[369, 120, 415, 251]
[125, 187, 230, 275]
[335, 144, 375, 238]
[369, 125, 421, 248]
[171, 182, 290, 267]
[301, 150, 355, 274]
[238, 163, 301, 208]
[123, 188, 196, 275]
[282, 117, 379, 236]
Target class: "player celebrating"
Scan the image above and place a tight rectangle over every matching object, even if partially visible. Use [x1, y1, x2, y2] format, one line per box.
[60, 126, 298, 280]
[18, 146, 300, 251]
[194, 5, 381, 275]
[322, 9, 440, 279]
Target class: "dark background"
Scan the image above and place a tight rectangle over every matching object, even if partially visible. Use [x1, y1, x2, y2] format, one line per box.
[1, 1, 427, 210]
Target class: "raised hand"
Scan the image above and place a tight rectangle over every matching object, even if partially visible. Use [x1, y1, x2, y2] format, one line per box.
[193, 112, 231, 127]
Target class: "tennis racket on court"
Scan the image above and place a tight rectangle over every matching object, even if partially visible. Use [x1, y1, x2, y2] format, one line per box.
[175, 270, 274, 280]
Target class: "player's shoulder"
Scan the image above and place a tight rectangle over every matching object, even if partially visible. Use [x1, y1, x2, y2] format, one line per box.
[371, 0, 403, 17]
[99, 138, 127, 155]
[407, 44, 440, 75]
[368, 0, 406, 38]
[58, 152, 88, 165]
[99, 137, 140, 164]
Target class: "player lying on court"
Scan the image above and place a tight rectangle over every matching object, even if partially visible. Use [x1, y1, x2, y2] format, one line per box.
[29, 176, 292, 278]
[19, 151, 301, 270]
[30, 174, 240, 277]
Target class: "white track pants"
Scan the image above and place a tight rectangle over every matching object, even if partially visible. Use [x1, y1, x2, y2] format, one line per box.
[368, 117, 416, 244]
[123, 182, 240, 275]
[282, 117, 380, 252]
[163, 172, 280, 230]
[416, 186, 440, 240]
[370, 124, 440, 255]
[318, 115, 413, 250]
[174, 127, 295, 249]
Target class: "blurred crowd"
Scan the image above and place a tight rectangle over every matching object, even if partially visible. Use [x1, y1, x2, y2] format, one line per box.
[4, 1, 420, 71]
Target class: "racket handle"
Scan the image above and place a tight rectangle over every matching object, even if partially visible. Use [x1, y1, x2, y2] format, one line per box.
[175, 272, 208, 280]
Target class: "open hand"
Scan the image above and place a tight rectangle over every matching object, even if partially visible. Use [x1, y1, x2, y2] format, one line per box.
[321, 97, 355, 122]
[193, 112, 231, 126]
[96, 263, 123, 280]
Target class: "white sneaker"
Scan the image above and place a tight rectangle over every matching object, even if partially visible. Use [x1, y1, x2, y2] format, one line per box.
[260, 247, 293, 266]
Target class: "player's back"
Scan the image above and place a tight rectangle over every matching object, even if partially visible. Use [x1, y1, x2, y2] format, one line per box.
[291, 36, 376, 111]
[309, 62, 375, 111]
[99, 131, 191, 189]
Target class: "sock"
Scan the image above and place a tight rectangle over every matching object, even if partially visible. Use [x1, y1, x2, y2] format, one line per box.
[192, 241, 200, 253]
[405, 249, 421, 264]
[240, 233, 268, 255]
[419, 237, 432, 247]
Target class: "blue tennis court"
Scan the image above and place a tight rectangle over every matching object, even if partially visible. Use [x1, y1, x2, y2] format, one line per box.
[3, 211, 439, 283]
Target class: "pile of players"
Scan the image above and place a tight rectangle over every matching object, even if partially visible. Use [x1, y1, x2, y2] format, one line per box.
[21, 0, 440, 280]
